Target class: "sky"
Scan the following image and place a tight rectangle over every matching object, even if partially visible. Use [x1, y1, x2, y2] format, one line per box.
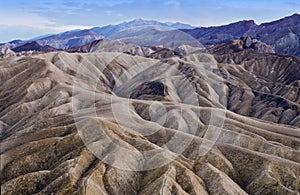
[0, 0, 299, 42]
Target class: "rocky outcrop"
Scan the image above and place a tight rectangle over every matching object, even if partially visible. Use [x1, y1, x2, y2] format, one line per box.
[0, 46, 15, 58]
[209, 37, 274, 54]
[239, 36, 274, 53]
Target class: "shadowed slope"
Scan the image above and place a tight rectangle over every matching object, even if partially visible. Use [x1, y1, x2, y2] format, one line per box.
[0, 49, 299, 194]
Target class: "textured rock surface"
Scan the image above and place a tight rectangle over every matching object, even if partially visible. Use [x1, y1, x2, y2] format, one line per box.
[183, 20, 257, 47]
[0, 46, 15, 58]
[245, 14, 300, 57]
[209, 40, 300, 126]
[0, 46, 300, 195]
[184, 14, 300, 57]
[12, 41, 58, 52]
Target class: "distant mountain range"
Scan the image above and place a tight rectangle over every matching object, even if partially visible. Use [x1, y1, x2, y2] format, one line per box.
[244, 13, 300, 57]
[12, 41, 57, 52]
[185, 13, 300, 57]
[91, 18, 195, 37]
[1, 14, 300, 56]
[112, 14, 300, 56]
[182, 20, 257, 47]
[0, 19, 195, 50]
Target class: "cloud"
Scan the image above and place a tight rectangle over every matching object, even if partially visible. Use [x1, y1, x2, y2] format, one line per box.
[0, 10, 54, 27]
[0, 8, 92, 31]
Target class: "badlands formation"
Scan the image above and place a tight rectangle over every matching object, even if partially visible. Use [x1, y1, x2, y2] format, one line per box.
[0, 38, 300, 194]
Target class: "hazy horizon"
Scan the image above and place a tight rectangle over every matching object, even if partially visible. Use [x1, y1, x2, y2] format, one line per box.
[0, 0, 299, 42]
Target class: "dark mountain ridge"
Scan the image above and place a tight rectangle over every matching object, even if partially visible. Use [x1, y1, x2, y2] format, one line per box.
[244, 13, 300, 56]
[12, 41, 57, 52]
[2, 14, 300, 57]
[183, 20, 257, 46]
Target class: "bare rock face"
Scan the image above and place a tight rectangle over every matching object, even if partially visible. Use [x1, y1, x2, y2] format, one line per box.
[1, 46, 300, 195]
[240, 36, 275, 53]
[209, 40, 300, 127]
[244, 13, 300, 57]
[210, 37, 274, 54]
[0, 45, 15, 58]
[130, 81, 166, 99]
[183, 14, 300, 57]
[183, 20, 257, 47]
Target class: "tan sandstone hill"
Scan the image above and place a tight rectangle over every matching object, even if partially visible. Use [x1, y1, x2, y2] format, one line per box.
[0, 43, 299, 194]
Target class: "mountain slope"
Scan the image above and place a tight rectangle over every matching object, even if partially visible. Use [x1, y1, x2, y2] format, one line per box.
[36, 29, 103, 49]
[183, 20, 257, 47]
[1, 19, 194, 50]
[91, 19, 195, 37]
[1, 14, 300, 57]
[245, 13, 300, 56]
[1, 43, 299, 194]
[107, 27, 204, 48]
[1, 30, 103, 50]
[12, 41, 58, 52]
[0, 45, 15, 58]
[0, 40, 23, 49]
[209, 38, 300, 126]
[183, 14, 300, 57]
